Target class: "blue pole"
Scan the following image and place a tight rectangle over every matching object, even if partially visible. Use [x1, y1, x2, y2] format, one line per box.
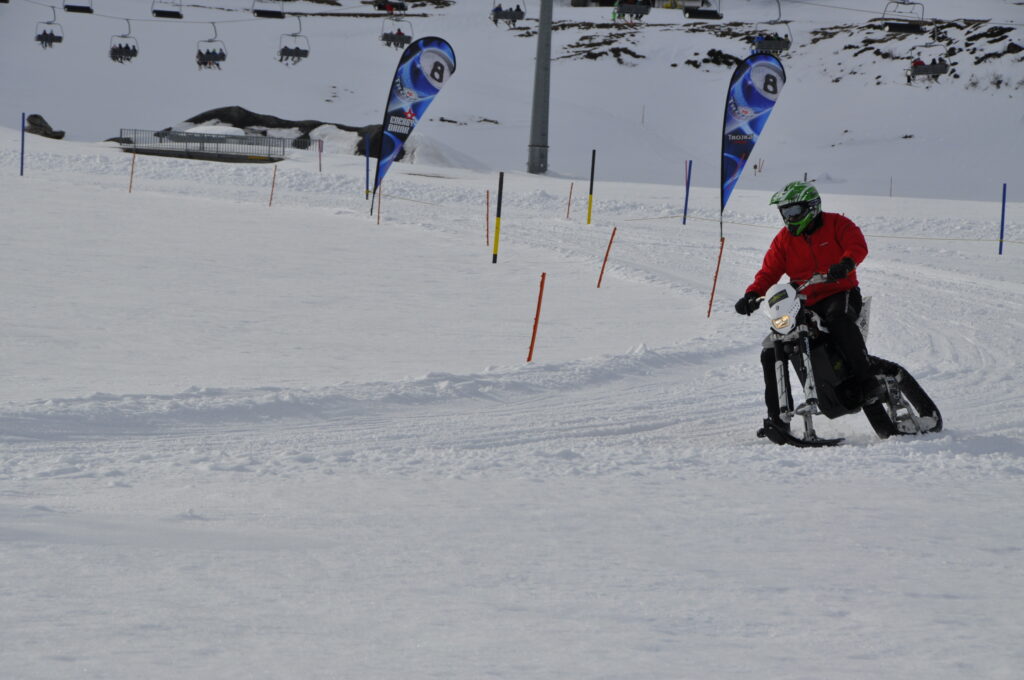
[682, 159, 692, 225]
[20, 112, 26, 177]
[365, 135, 370, 200]
[999, 183, 1007, 255]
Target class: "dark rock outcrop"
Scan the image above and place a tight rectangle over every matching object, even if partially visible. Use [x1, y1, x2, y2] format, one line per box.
[25, 114, 65, 140]
[183, 106, 394, 158]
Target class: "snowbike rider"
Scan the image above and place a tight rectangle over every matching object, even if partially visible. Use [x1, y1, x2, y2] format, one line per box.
[734, 181, 879, 442]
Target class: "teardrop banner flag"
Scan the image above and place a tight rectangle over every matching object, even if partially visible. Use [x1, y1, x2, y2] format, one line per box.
[372, 37, 456, 206]
[709, 53, 785, 318]
[720, 53, 786, 214]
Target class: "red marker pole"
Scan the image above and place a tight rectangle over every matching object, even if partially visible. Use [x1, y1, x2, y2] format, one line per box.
[707, 236, 726, 318]
[566, 181, 574, 219]
[128, 152, 137, 193]
[597, 227, 617, 288]
[269, 165, 278, 207]
[527, 272, 546, 362]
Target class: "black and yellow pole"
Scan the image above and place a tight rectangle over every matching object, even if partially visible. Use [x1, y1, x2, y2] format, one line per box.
[492, 171, 504, 263]
[586, 149, 596, 225]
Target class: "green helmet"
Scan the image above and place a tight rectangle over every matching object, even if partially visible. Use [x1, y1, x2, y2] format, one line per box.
[770, 181, 822, 236]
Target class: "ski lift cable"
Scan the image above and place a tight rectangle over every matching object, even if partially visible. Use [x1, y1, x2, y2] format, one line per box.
[785, 0, 894, 17]
[783, 0, 1024, 26]
[18, 0, 266, 25]
[11, 0, 1022, 33]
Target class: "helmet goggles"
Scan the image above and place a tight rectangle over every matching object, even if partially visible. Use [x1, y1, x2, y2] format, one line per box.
[777, 198, 821, 235]
[779, 202, 812, 223]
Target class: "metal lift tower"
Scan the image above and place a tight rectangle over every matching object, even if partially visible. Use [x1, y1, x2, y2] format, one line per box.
[527, 0, 554, 174]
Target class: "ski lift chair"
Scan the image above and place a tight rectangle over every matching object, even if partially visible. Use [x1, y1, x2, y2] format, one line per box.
[196, 24, 227, 70]
[752, 21, 792, 54]
[906, 46, 949, 82]
[880, 0, 927, 34]
[62, 0, 93, 14]
[375, 0, 408, 12]
[252, 0, 286, 19]
[615, 2, 652, 23]
[110, 20, 139, 63]
[151, 0, 184, 19]
[380, 18, 413, 49]
[491, 1, 526, 27]
[683, 0, 723, 20]
[907, 60, 948, 80]
[278, 17, 310, 64]
[35, 8, 64, 49]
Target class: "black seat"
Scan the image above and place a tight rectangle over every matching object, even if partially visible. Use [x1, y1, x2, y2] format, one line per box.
[685, 8, 722, 19]
[909, 62, 948, 78]
[885, 20, 926, 33]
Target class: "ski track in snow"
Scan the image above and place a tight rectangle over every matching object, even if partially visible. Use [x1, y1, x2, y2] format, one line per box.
[2, 141, 1024, 488]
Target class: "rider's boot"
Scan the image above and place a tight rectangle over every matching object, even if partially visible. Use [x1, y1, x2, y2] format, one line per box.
[758, 348, 794, 442]
[757, 417, 792, 445]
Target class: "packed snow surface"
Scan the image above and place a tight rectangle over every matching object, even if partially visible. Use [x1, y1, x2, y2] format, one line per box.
[2, 0, 1023, 678]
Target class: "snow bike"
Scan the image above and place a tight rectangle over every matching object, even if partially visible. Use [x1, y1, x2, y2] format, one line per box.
[755, 273, 942, 447]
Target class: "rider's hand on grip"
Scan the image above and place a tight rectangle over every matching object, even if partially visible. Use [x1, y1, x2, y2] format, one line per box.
[826, 257, 855, 282]
[734, 291, 761, 315]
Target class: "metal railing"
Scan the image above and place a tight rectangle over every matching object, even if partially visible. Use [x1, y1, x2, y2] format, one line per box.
[118, 128, 288, 162]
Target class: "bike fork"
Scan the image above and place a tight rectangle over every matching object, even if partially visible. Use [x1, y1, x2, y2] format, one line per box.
[798, 335, 821, 438]
[773, 341, 792, 424]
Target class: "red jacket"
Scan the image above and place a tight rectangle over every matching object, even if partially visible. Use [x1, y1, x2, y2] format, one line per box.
[746, 212, 868, 307]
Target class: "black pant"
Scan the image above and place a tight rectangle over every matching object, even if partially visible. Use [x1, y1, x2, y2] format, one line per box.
[760, 288, 870, 423]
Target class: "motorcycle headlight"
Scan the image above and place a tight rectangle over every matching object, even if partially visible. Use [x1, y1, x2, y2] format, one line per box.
[772, 314, 792, 331]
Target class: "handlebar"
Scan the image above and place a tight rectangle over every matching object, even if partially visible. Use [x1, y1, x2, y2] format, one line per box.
[794, 273, 830, 292]
[753, 273, 831, 304]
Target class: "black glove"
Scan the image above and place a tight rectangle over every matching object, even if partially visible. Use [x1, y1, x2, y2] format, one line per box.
[826, 257, 856, 282]
[734, 291, 761, 316]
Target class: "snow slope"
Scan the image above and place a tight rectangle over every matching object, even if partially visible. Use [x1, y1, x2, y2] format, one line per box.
[2, 1, 1024, 678]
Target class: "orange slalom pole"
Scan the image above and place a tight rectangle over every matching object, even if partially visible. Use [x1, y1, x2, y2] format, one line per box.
[128, 152, 136, 193]
[486, 189, 490, 246]
[707, 236, 726, 318]
[597, 226, 617, 288]
[376, 183, 383, 225]
[269, 165, 278, 207]
[527, 272, 547, 362]
[566, 181, 574, 219]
